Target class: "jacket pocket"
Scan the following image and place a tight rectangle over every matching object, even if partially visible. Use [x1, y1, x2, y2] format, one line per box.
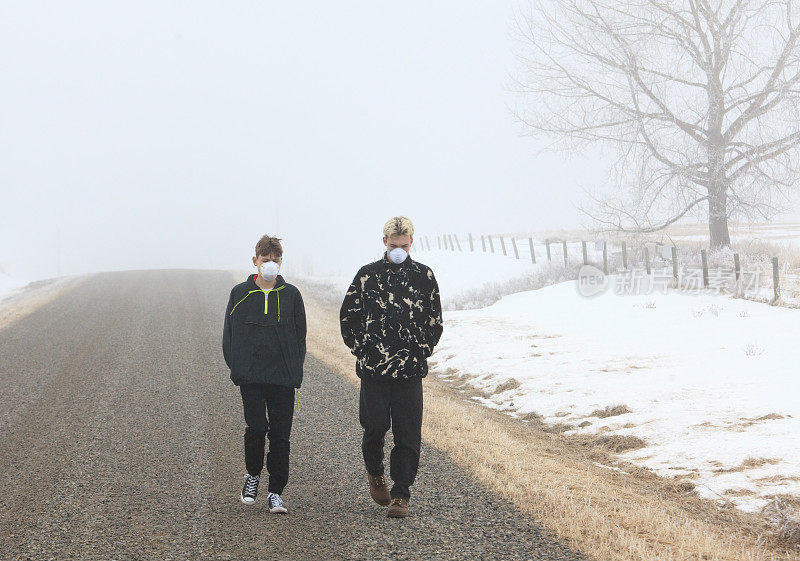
[243, 312, 278, 327]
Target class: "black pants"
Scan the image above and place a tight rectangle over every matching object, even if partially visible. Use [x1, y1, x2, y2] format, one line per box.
[359, 376, 423, 499]
[239, 383, 295, 494]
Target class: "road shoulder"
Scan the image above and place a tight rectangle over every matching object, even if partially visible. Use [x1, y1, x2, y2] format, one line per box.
[0, 275, 87, 332]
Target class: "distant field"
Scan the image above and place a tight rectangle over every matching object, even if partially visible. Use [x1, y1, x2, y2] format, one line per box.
[662, 222, 800, 244]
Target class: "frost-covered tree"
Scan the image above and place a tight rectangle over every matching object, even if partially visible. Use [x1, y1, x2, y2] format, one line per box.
[512, 0, 800, 247]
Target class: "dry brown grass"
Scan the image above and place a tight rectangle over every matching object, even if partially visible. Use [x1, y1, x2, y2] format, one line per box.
[763, 498, 800, 548]
[0, 276, 86, 331]
[593, 434, 647, 453]
[494, 377, 521, 393]
[725, 488, 756, 498]
[295, 277, 800, 561]
[750, 413, 786, 422]
[724, 414, 787, 432]
[743, 457, 783, 469]
[542, 422, 576, 434]
[591, 404, 632, 418]
[756, 475, 800, 484]
[714, 457, 783, 474]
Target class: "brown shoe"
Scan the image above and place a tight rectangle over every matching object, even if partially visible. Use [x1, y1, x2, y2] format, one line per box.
[387, 497, 409, 518]
[368, 473, 391, 506]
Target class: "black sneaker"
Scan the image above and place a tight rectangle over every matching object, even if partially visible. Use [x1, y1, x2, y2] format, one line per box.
[267, 492, 288, 514]
[240, 474, 260, 505]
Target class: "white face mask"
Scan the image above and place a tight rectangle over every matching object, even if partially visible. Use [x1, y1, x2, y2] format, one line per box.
[259, 260, 280, 280]
[388, 247, 408, 264]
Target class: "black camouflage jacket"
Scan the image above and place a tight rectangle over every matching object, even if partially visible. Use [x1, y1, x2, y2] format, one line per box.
[339, 253, 443, 381]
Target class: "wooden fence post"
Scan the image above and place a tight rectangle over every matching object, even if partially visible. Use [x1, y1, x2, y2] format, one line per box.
[733, 253, 741, 282]
[671, 246, 678, 281]
[511, 237, 519, 259]
[437, 236, 441, 250]
[546, 239, 551, 262]
[500, 236, 507, 256]
[563, 240, 568, 265]
[468, 233, 474, 252]
[644, 245, 651, 275]
[582, 241, 588, 265]
[701, 249, 709, 288]
[481, 235, 486, 252]
[772, 257, 781, 304]
[622, 241, 628, 269]
[528, 237, 536, 264]
[488, 236, 495, 253]
[602, 241, 608, 275]
[454, 234, 462, 251]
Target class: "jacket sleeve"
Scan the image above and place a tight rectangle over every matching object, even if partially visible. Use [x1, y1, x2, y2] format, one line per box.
[421, 268, 443, 357]
[222, 288, 235, 368]
[339, 268, 365, 355]
[295, 289, 307, 366]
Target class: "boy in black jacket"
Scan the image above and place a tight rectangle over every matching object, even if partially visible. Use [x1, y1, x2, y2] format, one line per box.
[223, 235, 306, 513]
[339, 216, 443, 518]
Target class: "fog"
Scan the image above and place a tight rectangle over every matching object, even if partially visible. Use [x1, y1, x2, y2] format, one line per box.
[3, 2, 632, 281]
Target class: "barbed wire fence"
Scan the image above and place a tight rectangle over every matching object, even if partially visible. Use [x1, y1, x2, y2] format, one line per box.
[412, 233, 799, 308]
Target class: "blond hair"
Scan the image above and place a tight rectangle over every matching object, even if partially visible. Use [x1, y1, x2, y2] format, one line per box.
[383, 216, 414, 238]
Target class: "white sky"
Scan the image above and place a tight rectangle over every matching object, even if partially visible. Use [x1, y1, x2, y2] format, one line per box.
[1, 2, 792, 281]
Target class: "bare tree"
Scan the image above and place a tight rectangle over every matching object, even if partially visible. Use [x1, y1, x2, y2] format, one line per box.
[512, 0, 800, 247]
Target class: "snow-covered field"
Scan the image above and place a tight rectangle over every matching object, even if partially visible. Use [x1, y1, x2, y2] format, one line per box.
[664, 221, 800, 249]
[430, 273, 800, 513]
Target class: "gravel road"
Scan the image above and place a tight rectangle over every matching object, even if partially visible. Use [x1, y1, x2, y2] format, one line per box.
[0, 270, 588, 561]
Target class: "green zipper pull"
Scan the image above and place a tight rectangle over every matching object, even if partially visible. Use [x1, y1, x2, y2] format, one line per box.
[261, 285, 286, 319]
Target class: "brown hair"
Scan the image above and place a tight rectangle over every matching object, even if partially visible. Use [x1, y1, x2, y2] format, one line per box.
[255, 235, 283, 258]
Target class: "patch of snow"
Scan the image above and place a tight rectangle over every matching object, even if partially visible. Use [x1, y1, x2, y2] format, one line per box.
[430, 276, 800, 513]
[592, 462, 631, 475]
